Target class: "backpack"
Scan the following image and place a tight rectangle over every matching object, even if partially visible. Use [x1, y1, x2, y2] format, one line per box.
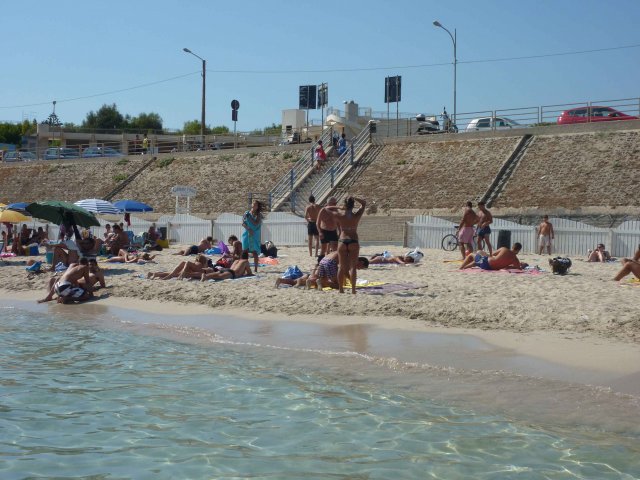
[549, 257, 572, 275]
[404, 247, 424, 263]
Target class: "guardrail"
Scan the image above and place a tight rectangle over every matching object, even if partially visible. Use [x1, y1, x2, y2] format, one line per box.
[266, 127, 334, 211]
[305, 124, 372, 205]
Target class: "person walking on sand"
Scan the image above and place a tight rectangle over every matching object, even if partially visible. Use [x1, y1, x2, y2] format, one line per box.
[537, 215, 555, 255]
[304, 195, 321, 257]
[242, 200, 264, 272]
[316, 196, 340, 255]
[457, 201, 478, 259]
[476, 201, 493, 255]
[324, 196, 366, 294]
[460, 243, 525, 271]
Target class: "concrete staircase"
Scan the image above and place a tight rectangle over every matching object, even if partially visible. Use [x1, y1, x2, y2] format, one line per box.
[276, 157, 340, 214]
[481, 134, 534, 207]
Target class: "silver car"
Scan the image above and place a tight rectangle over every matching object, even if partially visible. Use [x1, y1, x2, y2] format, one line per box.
[465, 116, 522, 132]
[4, 151, 37, 162]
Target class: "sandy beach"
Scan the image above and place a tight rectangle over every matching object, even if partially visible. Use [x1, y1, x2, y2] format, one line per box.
[2, 244, 640, 393]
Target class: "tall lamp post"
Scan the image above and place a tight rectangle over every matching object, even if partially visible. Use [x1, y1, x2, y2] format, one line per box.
[433, 21, 456, 127]
[183, 47, 206, 147]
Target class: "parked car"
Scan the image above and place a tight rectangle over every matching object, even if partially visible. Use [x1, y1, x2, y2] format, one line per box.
[43, 147, 80, 160]
[466, 116, 522, 132]
[557, 106, 639, 125]
[82, 146, 124, 158]
[4, 151, 36, 162]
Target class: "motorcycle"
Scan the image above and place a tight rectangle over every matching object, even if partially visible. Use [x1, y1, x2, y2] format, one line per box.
[415, 108, 458, 134]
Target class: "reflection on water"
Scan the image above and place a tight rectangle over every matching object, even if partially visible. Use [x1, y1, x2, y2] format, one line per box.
[1, 304, 639, 478]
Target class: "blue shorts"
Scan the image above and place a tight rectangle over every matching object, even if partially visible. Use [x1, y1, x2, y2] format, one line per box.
[474, 253, 491, 270]
[477, 226, 491, 237]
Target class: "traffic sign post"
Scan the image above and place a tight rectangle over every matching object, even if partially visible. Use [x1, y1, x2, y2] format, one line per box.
[231, 99, 240, 149]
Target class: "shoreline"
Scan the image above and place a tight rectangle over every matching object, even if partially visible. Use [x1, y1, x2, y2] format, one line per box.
[4, 289, 640, 395]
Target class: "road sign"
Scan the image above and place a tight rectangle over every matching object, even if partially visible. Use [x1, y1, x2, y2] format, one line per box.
[231, 99, 240, 110]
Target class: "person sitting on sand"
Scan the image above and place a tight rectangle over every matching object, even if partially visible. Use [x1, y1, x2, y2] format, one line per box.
[106, 249, 156, 263]
[77, 228, 103, 259]
[369, 253, 415, 265]
[147, 254, 213, 280]
[587, 243, 612, 262]
[78, 258, 106, 290]
[226, 235, 243, 260]
[613, 245, 640, 282]
[105, 224, 129, 255]
[304, 252, 369, 290]
[38, 258, 94, 304]
[173, 236, 214, 256]
[200, 257, 254, 281]
[47, 237, 80, 270]
[460, 243, 525, 271]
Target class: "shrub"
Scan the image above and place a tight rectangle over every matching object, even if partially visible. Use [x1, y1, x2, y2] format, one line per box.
[249, 152, 258, 159]
[157, 157, 174, 168]
[116, 158, 129, 166]
[113, 173, 127, 182]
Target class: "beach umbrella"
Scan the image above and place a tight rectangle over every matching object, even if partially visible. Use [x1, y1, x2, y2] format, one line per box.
[6, 202, 30, 212]
[0, 209, 30, 223]
[113, 199, 154, 213]
[74, 198, 120, 215]
[26, 201, 100, 228]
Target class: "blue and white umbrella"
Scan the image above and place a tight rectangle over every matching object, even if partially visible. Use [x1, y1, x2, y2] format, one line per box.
[113, 199, 154, 213]
[74, 198, 120, 215]
[6, 202, 30, 212]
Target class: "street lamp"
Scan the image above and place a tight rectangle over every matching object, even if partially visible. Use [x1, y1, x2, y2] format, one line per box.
[183, 47, 206, 146]
[433, 20, 457, 127]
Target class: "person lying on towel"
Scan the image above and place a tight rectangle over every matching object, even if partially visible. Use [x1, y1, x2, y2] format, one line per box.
[460, 243, 526, 271]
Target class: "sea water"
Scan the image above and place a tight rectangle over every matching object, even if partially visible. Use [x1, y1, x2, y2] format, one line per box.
[1, 305, 639, 479]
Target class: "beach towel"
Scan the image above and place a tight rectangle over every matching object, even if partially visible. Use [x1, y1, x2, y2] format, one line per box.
[458, 267, 543, 275]
[360, 283, 427, 295]
[257, 257, 279, 266]
[25, 261, 42, 273]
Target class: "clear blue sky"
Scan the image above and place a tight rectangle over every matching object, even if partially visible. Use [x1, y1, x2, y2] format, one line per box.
[2, 0, 639, 131]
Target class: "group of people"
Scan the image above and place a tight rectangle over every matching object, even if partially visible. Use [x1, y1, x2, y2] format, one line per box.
[1, 223, 49, 256]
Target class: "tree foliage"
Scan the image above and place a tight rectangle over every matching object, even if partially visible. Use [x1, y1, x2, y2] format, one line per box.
[181, 120, 229, 135]
[0, 122, 23, 145]
[82, 103, 163, 131]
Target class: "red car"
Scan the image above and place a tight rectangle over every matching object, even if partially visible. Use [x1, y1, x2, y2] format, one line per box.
[557, 106, 638, 125]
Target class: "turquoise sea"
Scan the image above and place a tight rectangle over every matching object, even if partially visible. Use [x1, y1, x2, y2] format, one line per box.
[1, 303, 639, 479]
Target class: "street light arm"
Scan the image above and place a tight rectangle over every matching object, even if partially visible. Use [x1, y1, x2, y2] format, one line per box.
[183, 47, 204, 62]
[433, 21, 455, 47]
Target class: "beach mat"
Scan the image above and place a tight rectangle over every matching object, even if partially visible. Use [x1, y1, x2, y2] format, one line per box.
[457, 267, 543, 275]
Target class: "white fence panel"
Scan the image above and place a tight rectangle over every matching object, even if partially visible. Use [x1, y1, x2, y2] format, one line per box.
[612, 221, 640, 257]
[491, 219, 536, 253]
[262, 212, 307, 246]
[550, 218, 609, 257]
[213, 213, 244, 244]
[407, 216, 458, 250]
[93, 217, 155, 240]
[157, 214, 212, 245]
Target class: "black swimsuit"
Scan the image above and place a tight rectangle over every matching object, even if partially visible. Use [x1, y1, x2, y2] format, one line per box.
[339, 238, 359, 245]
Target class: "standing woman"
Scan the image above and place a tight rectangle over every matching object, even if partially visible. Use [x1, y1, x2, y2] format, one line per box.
[325, 196, 366, 294]
[242, 200, 264, 273]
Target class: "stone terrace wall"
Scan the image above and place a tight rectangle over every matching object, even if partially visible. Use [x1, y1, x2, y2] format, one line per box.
[0, 157, 145, 204]
[0, 148, 305, 215]
[350, 137, 521, 211]
[117, 148, 304, 216]
[496, 130, 640, 210]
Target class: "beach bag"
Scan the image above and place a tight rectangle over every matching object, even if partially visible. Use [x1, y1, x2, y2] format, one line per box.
[549, 257, 572, 275]
[404, 247, 424, 263]
[282, 265, 303, 280]
[261, 241, 278, 258]
[215, 257, 232, 269]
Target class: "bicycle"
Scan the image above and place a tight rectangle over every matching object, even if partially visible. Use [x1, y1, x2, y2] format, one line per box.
[441, 227, 478, 252]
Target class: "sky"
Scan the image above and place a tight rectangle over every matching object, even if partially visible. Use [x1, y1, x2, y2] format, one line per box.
[1, 0, 639, 131]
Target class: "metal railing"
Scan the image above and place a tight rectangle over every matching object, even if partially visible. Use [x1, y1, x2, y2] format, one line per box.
[266, 127, 334, 211]
[304, 124, 372, 206]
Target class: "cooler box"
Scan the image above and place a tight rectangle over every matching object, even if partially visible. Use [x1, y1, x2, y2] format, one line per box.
[156, 239, 169, 248]
[29, 245, 39, 256]
[45, 251, 54, 264]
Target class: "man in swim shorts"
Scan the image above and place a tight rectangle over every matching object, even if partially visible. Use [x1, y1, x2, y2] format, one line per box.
[457, 201, 479, 259]
[537, 215, 555, 255]
[460, 243, 524, 271]
[38, 258, 94, 304]
[476, 201, 493, 255]
[304, 195, 321, 257]
[316, 197, 339, 255]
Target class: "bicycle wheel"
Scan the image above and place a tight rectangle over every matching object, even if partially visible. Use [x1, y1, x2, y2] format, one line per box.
[441, 233, 459, 251]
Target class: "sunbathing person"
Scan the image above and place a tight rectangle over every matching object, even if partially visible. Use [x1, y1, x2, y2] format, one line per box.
[106, 249, 156, 263]
[173, 236, 214, 256]
[148, 254, 212, 280]
[613, 245, 640, 281]
[105, 224, 129, 255]
[38, 258, 94, 304]
[200, 258, 254, 281]
[460, 243, 524, 270]
[369, 253, 415, 265]
[587, 243, 612, 262]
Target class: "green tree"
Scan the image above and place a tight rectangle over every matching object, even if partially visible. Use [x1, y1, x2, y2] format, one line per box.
[182, 119, 204, 135]
[129, 112, 163, 132]
[210, 125, 230, 134]
[0, 122, 23, 145]
[82, 103, 125, 130]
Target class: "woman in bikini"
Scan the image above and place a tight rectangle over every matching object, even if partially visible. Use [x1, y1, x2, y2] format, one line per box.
[106, 249, 156, 263]
[324, 196, 366, 294]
